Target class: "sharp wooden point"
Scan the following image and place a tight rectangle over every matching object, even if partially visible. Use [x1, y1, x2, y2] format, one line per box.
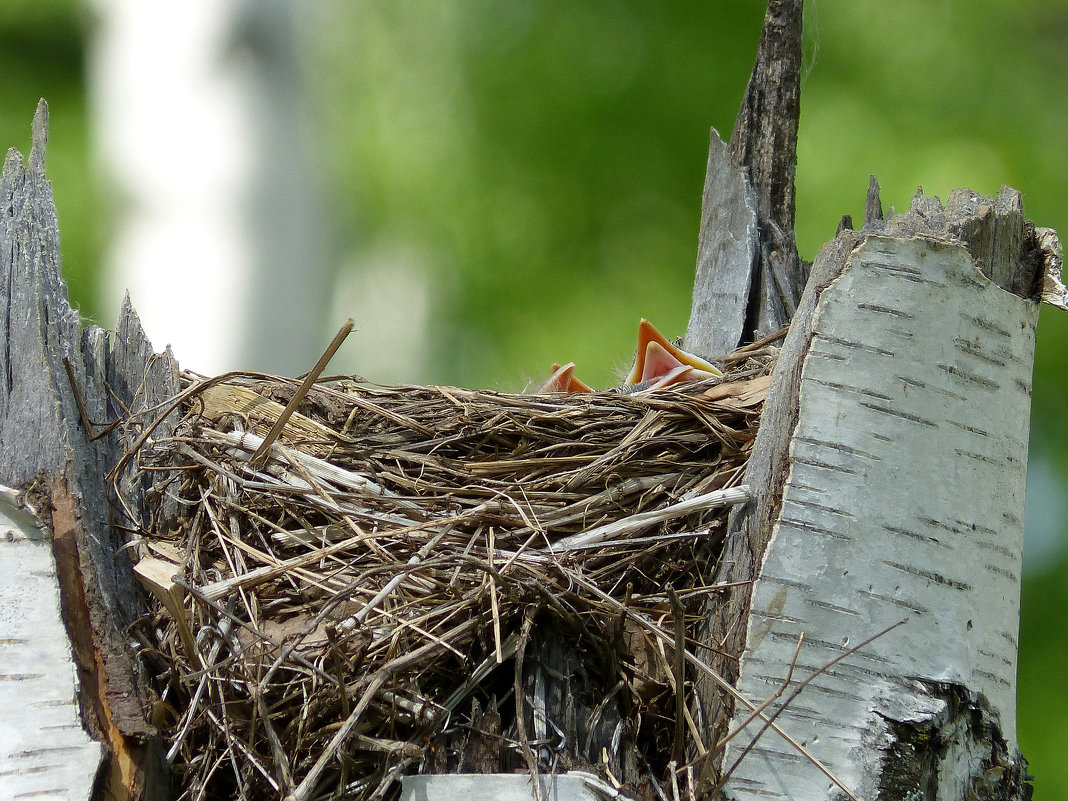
[30, 98, 48, 175]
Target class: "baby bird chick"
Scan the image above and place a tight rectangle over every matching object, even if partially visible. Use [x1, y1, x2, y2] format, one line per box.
[539, 319, 721, 394]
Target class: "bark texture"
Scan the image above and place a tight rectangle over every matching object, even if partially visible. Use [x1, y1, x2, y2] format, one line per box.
[697, 186, 1042, 800]
[0, 100, 178, 800]
[0, 488, 104, 799]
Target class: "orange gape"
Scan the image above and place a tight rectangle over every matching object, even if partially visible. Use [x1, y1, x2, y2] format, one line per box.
[541, 362, 594, 394]
[539, 319, 721, 393]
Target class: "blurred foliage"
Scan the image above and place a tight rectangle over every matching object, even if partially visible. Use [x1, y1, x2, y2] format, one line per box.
[1019, 541, 1068, 792]
[307, 0, 1068, 395]
[0, 0, 1065, 795]
[309, 1, 766, 390]
[0, 0, 98, 319]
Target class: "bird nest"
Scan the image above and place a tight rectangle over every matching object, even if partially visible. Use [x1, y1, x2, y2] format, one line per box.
[123, 343, 775, 801]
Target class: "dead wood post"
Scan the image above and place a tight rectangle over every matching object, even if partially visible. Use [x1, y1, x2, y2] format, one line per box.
[0, 100, 178, 801]
[686, 0, 806, 358]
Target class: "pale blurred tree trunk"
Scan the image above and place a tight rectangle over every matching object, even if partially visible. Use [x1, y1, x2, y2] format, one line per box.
[86, 0, 330, 376]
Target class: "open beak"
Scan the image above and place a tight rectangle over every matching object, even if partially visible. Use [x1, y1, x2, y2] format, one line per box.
[624, 319, 721, 388]
[539, 362, 593, 394]
[538, 319, 721, 394]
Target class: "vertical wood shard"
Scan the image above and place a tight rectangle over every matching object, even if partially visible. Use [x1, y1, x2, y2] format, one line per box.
[687, 0, 805, 358]
[685, 131, 759, 359]
[864, 175, 883, 227]
[729, 0, 806, 338]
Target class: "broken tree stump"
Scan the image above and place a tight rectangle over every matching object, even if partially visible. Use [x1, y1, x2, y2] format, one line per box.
[0, 100, 177, 801]
[690, 182, 1053, 800]
[1, 9, 1064, 794]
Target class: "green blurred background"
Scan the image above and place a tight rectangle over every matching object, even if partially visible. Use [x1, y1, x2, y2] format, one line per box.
[2, 0, 1064, 794]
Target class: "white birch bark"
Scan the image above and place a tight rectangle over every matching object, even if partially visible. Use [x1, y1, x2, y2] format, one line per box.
[0, 489, 103, 800]
[719, 209, 1042, 799]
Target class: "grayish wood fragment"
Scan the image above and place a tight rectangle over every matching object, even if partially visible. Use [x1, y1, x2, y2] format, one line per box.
[685, 130, 759, 359]
[1037, 226, 1068, 312]
[879, 186, 1042, 300]
[686, 0, 807, 358]
[728, 0, 807, 339]
[864, 174, 883, 227]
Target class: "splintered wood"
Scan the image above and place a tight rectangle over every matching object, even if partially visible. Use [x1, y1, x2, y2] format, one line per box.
[120, 354, 772, 801]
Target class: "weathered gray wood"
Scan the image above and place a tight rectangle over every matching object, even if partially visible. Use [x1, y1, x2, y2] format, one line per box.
[1039, 226, 1068, 312]
[728, 0, 806, 339]
[686, 0, 806, 361]
[685, 130, 759, 359]
[0, 100, 178, 800]
[692, 188, 1045, 800]
[864, 174, 883, 227]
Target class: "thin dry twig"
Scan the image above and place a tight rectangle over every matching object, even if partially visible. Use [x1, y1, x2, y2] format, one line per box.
[713, 619, 909, 801]
[249, 318, 354, 469]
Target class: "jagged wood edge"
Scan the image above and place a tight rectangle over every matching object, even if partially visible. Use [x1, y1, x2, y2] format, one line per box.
[0, 99, 178, 800]
[686, 0, 805, 361]
[729, 0, 806, 341]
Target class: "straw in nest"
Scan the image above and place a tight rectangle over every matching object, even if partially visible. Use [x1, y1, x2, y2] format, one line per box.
[121, 336, 777, 801]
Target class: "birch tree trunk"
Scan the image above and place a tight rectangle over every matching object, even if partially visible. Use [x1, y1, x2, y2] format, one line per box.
[682, 1, 1054, 795]
[691, 182, 1049, 800]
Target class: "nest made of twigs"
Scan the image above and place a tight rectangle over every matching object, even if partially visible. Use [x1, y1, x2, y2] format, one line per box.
[122, 344, 774, 801]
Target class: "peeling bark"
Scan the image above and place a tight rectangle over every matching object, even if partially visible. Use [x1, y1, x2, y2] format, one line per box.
[873, 682, 1031, 801]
